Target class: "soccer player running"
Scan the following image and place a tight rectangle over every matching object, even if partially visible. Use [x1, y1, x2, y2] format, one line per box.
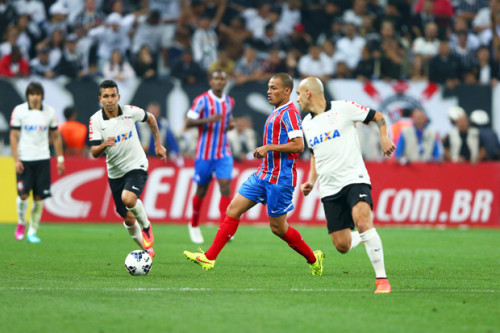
[185, 70, 235, 244]
[297, 77, 395, 293]
[10, 82, 65, 243]
[184, 73, 324, 275]
[89, 80, 167, 258]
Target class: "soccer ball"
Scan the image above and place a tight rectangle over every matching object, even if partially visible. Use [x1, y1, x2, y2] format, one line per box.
[125, 250, 152, 276]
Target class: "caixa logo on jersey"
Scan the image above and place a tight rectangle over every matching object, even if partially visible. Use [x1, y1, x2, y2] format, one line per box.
[309, 130, 340, 148]
[115, 131, 133, 143]
[24, 124, 48, 131]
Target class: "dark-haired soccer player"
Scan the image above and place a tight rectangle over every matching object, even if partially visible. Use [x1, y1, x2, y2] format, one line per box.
[89, 80, 166, 258]
[10, 81, 65, 243]
[185, 70, 235, 244]
[297, 77, 395, 293]
[184, 73, 324, 275]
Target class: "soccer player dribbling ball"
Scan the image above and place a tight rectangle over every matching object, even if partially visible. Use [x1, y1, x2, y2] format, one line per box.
[184, 73, 324, 275]
[89, 80, 167, 258]
[297, 77, 395, 293]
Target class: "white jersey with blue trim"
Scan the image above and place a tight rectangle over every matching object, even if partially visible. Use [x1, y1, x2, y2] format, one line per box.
[89, 105, 148, 179]
[10, 102, 58, 161]
[302, 100, 373, 198]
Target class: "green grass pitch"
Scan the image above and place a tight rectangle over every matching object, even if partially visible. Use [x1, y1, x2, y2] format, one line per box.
[1, 224, 499, 333]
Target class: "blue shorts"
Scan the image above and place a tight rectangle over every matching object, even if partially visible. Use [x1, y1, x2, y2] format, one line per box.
[238, 173, 295, 217]
[193, 156, 233, 185]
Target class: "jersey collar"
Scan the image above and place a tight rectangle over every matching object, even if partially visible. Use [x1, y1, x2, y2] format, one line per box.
[208, 89, 226, 102]
[310, 101, 332, 119]
[102, 105, 123, 120]
[273, 101, 292, 113]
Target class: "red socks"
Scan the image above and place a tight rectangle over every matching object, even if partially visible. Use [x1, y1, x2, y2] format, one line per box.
[219, 196, 231, 225]
[281, 227, 316, 264]
[205, 216, 240, 260]
[190, 194, 203, 227]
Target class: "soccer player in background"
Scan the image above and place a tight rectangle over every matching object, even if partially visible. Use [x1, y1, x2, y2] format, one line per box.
[185, 70, 235, 244]
[184, 73, 324, 275]
[89, 80, 166, 258]
[10, 81, 66, 243]
[297, 77, 395, 293]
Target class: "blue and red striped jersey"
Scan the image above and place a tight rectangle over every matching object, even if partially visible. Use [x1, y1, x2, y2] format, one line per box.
[256, 101, 303, 186]
[187, 90, 234, 160]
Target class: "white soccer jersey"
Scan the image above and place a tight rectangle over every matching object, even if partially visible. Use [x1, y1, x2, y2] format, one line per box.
[10, 102, 58, 161]
[89, 105, 149, 179]
[302, 100, 375, 198]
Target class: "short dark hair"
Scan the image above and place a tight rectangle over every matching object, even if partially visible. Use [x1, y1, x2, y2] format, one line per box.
[26, 81, 44, 99]
[271, 73, 294, 90]
[63, 106, 77, 120]
[99, 80, 119, 94]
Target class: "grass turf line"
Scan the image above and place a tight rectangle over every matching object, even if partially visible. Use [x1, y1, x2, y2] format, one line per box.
[0, 224, 498, 333]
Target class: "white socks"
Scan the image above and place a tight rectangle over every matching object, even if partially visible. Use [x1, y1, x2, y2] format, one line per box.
[124, 221, 144, 249]
[28, 200, 43, 236]
[128, 199, 150, 229]
[360, 228, 387, 278]
[350, 231, 362, 250]
[17, 197, 28, 225]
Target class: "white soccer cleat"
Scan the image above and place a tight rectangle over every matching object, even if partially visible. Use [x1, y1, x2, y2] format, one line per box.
[188, 224, 204, 244]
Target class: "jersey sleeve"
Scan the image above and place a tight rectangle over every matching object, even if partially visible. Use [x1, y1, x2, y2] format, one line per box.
[282, 109, 303, 140]
[88, 115, 102, 145]
[128, 105, 148, 122]
[342, 100, 374, 123]
[9, 106, 21, 129]
[186, 95, 205, 120]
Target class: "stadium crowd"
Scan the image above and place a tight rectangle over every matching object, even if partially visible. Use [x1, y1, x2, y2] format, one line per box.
[1, 0, 500, 162]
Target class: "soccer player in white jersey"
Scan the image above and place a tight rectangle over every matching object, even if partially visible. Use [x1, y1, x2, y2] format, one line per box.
[297, 77, 396, 294]
[89, 80, 167, 258]
[10, 82, 66, 243]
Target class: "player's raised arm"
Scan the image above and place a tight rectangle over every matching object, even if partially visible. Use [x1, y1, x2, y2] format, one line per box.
[372, 111, 396, 157]
[145, 112, 167, 161]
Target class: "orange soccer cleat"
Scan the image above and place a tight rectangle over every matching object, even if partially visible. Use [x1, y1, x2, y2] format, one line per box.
[374, 278, 392, 294]
[142, 225, 154, 250]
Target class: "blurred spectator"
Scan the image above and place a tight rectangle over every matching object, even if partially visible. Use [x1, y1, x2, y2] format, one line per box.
[298, 45, 334, 82]
[133, 45, 158, 80]
[218, 16, 252, 61]
[412, 21, 440, 65]
[413, 0, 454, 36]
[171, 49, 205, 85]
[227, 116, 257, 162]
[191, 14, 218, 70]
[73, 0, 105, 32]
[274, 0, 302, 37]
[390, 107, 413, 145]
[36, 29, 65, 69]
[410, 0, 437, 39]
[30, 46, 55, 78]
[284, 49, 300, 78]
[88, 12, 134, 69]
[251, 23, 285, 59]
[374, 20, 407, 80]
[451, 30, 478, 73]
[322, 39, 341, 74]
[450, 17, 480, 52]
[148, 0, 181, 69]
[447, 105, 466, 126]
[334, 60, 353, 79]
[343, 0, 369, 27]
[0, 0, 17, 40]
[470, 109, 500, 160]
[15, 13, 41, 59]
[335, 22, 366, 70]
[0, 46, 29, 77]
[409, 55, 429, 81]
[137, 101, 182, 162]
[0, 26, 29, 59]
[59, 106, 88, 157]
[102, 49, 136, 81]
[454, 0, 485, 26]
[428, 40, 462, 90]
[261, 48, 287, 77]
[285, 23, 312, 56]
[443, 112, 486, 164]
[302, 1, 342, 43]
[131, 10, 163, 58]
[354, 45, 375, 81]
[465, 46, 499, 86]
[208, 49, 235, 77]
[241, 3, 271, 39]
[234, 46, 265, 84]
[54, 33, 85, 78]
[472, 0, 495, 44]
[317, 17, 345, 46]
[395, 108, 441, 163]
[13, 0, 46, 27]
[44, 1, 70, 37]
